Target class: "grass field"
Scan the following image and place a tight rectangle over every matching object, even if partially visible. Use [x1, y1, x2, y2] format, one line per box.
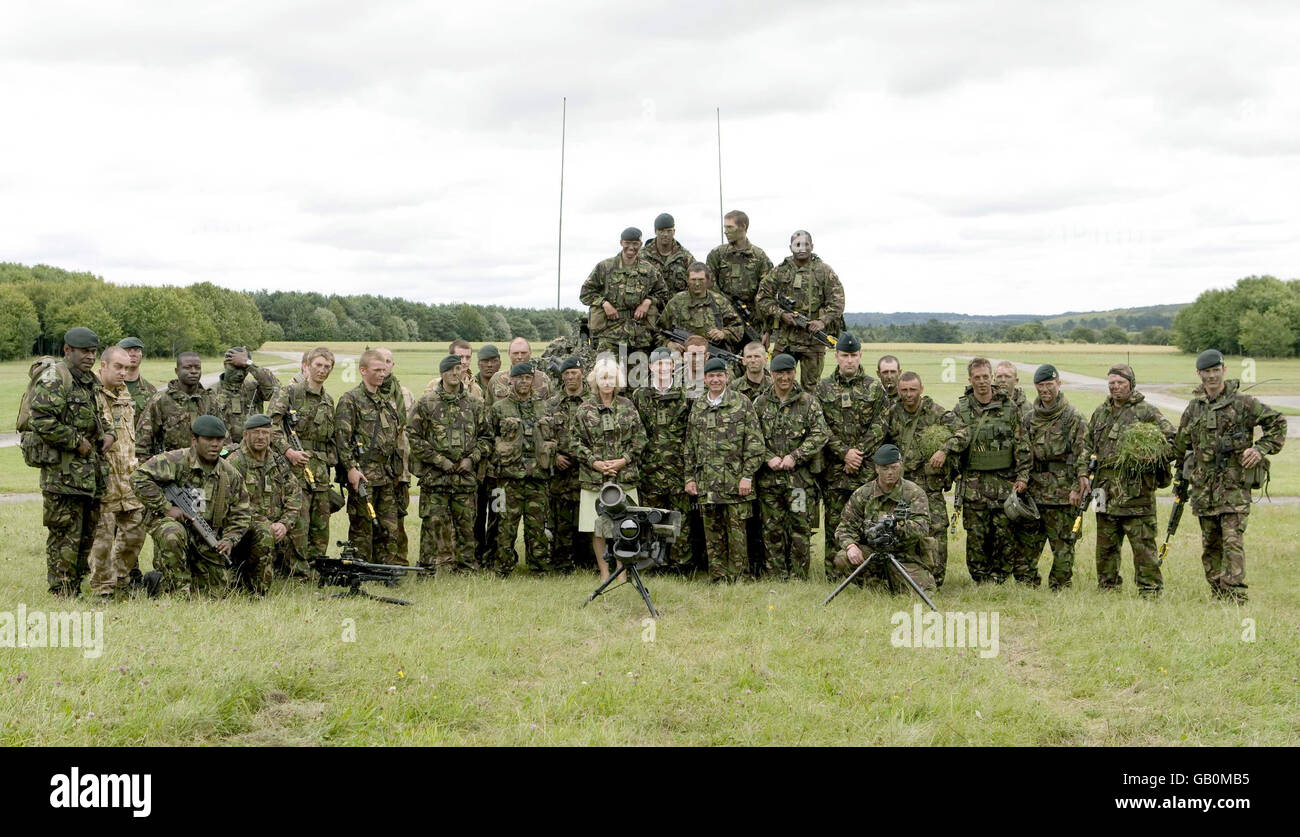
[1, 498, 1296, 746]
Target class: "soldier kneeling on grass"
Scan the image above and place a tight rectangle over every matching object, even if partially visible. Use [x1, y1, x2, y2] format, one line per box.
[832, 444, 937, 596]
[132, 415, 256, 597]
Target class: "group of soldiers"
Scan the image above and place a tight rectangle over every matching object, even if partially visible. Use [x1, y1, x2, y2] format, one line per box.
[20, 209, 1288, 604]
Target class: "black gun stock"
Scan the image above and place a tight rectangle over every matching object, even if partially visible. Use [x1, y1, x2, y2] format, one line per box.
[162, 482, 222, 550]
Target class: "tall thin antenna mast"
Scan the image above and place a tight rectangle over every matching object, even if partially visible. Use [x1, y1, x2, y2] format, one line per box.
[716, 107, 724, 244]
[557, 97, 566, 310]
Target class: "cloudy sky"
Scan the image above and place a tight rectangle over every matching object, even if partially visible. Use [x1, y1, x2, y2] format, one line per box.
[3, 0, 1298, 315]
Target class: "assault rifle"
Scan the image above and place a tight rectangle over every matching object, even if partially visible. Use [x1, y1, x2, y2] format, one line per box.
[1069, 455, 1099, 543]
[823, 503, 937, 610]
[283, 408, 315, 486]
[775, 294, 836, 350]
[949, 478, 963, 534]
[659, 329, 742, 365]
[311, 542, 432, 604]
[349, 437, 379, 526]
[163, 482, 222, 550]
[727, 296, 766, 346]
[1157, 474, 1189, 567]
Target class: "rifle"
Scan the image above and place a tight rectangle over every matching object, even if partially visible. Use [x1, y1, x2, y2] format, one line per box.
[1069, 455, 1099, 542]
[162, 482, 222, 550]
[949, 477, 963, 534]
[727, 296, 766, 346]
[775, 294, 836, 350]
[659, 329, 743, 365]
[1156, 475, 1189, 567]
[822, 503, 937, 611]
[311, 541, 433, 604]
[349, 437, 379, 526]
[283, 407, 315, 486]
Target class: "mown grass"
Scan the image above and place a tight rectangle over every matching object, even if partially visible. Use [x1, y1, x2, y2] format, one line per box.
[1, 498, 1296, 746]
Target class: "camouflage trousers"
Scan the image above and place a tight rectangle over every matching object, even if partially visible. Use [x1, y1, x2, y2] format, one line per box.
[393, 480, 411, 565]
[419, 487, 477, 572]
[88, 506, 146, 595]
[700, 501, 753, 583]
[772, 344, 825, 392]
[346, 482, 405, 566]
[551, 486, 594, 572]
[963, 504, 1027, 584]
[149, 519, 271, 596]
[922, 489, 949, 588]
[831, 549, 937, 595]
[1014, 504, 1078, 588]
[301, 487, 334, 567]
[1198, 513, 1249, 598]
[495, 478, 552, 576]
[1095, 513, 1162, 593]
[639, 488, 695, 571]
[230, 522, 279, 595]
[43, 492, 100, 596]
[757, 481, 819, 580]
[822, 486, 863, 582]
[475, 478, 500, 567]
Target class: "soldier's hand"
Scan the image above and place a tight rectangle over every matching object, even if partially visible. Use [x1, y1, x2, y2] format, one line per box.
[608, 457, 628, 474]
[457, 458, 473, 474]
[100, 433, 116, 453]
[845, 448, 864, 470]
[166, 507, 186, 522]
[1080, 476, 1091, 496]
[767, 455, 783, 471]
[738, 477, 752, 497]
[285, 449, 310, 467]
[216, 539, 233, 556]
[707, 328, 726, 342]
[685, 480, 699, 496]
[602, 300, 620, 320]
[76, 437, 93, 457]
[348, 467, 364, 491]
[928, 450, 947, 470]
[271, 522, 288, 541]
[1241, 447, 1262, 468]
[780, 454, 796, 471]
[633, 299, 652, 320]
[1013, 480, 1028, 494]
[807, 319, 824, 333]
[555, 453, 571, 470]
[1069, 489, 1081, 507]
[225, 348, 251, 368]
[847, 544, 864, 566]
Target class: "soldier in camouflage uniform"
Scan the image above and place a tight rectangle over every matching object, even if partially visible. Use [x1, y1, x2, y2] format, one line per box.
[660, 262, 745, 348]
[929, 358, 1032, 584]
[117, 337, 157, 415]
[1086, 363, 1176, 595]
[409, 355, 491, 573]
[212, 347, 279, 447]
[473, 344, 502, 568]
[1017, 365, 1091, 589]
[136, 352, 216, 460]
[832, 445, 937, 595]
[88, 346, 146, 599]
[640, 212, 696, 296]
[488, 337, 553, 402]
[133, 415, 254, 596]
[631, 348, 696, 572]
[227, 414, 303, 593]
[580, 227, 669, 358]
[334, 350, 406, 565]
[25, 327, 110, 596]
[686, 357, 766, 583]
[995, 361, 1032, 420]
[706, 210, 773, 344]
[882, 371, 957, 587]
[876, 356, 901, 403]
[376, 347, 414, 565]
[1172, 349, 1287, 601]
[754, 354, 830, 580]
[425, 340, 486, 402]
[731, 341, 772, 402]
[547, 357, 595, 572]
[814, 332, 892, 580]
[268, 346, 336, 573]
[490, 363, 561, 575]
[755, 230, 845, 392]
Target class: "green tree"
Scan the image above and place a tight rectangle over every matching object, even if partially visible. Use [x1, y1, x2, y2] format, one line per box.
[1069, 326, 1098, 343]
[1238, 310, 1295, 358]
[189, 282, 269, 350]
[0, 285, 40, 360]
[1138, 325, 1169, 345]
[453, 304, 486, 341]
[43, 296, 122, 348]
[1100, 325, 1129, 344]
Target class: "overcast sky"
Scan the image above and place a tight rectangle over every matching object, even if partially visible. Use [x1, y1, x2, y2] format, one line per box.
[3, 0, 1298, 316]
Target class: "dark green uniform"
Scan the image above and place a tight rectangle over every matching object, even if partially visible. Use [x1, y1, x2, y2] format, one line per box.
[730, 370, 772, 403]
[1019, 394, 1090, 588]
[579, 254, 668, 356]
[659, 289, 745, 345]
[227, 447, 303, 592]
[124, 375, 157, 415]
[640, 239, 696, 296]
[705, 239, 773, 334]
[490, 392, 560, 575]
[631, 384, 695, 571]
[212, 365, 279, 445]
[334, 384, 405, 565]
[753, 384, 829, 580]
[547, 387, 594, 571]
[755, 254, 845, 391]
[883, 395, 958, 587]
[268, 380, 336, 570]
[833, 478, 936, 594]
[136, 380, 216, 460]
[408, 385, 490, 573]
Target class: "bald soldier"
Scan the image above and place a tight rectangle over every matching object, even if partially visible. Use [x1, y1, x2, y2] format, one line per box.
[488, 337, 552, 401]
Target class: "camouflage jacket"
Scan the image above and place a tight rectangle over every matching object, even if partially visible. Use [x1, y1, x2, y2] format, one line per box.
[631, 385, 692, 494]
[124, 375, 158, 415]
[136, 380, 216, 461]
[639, 239, 696, 296]
[685, 388, 765, 504]
[883, 395, 958, 493]
[730, 370, 772, 403]
[334, 384, 404, 487]
[268, 380, 336, 492]
[212, 365, 279, 445]
[835, 478, 932, 564]
[944, 387, 1032, 508]
[490, 393, 561, 481]
[99, 381, 140, 511]
[659, 290, 744, 345]
[408, 385, 490, 491]
[571, 394, 647, 491]
[1086, 391, 1175, 516]
[488, 368, 552, 402]
[579, 254, 668, 345]
[474, 370, 498, 410]
[133, 446, 253, 550]
[814, 368, 891, 491]
[755, 254, 846, 351]
[546, 388, 590, 494]
[705, 239, 773, 315]
[1173, 379, 1287, 516]
[27, 362, 107, 497]
[227, 448, 304, 553]
[753, 384, 830, 490]
[1021, 393, 1089, 507]
[378, 376, 413, 483]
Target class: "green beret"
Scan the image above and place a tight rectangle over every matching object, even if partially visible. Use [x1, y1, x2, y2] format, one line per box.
[510, 362, 534, 377]
[63, 327, 99, 349]
[191, 415, 228, 438]
[648, 347, 673, 363]
[836, 332, 860, 353]
[1033, 364, 1058, 384]
[771, 353, 797, 372]
[704, 357, 727, 374]
[620, 226, 642, 242]
[654, 213, 674, 231]
[479, 344, 500, 360]
[1196, 349, 1224, 371]
[227, 346, 247, 355]
[1107, 364, 1135, 385]
[117, 336, 144, 350]
[439, 355, 461, 373]
[873, 444, 902, 465]
[560, 356, 583, 372]
[243, 413, 272, 431]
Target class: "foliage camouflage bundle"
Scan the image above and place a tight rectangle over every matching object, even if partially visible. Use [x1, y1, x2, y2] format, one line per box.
[1113, 422, 1173, 478]
[917, 424, 952, 460]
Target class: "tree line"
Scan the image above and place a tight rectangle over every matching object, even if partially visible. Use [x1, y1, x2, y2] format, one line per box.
[1172, 275, 1300, 358]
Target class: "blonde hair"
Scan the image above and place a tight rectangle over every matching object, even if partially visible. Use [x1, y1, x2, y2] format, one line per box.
[587, 356, 626, 390]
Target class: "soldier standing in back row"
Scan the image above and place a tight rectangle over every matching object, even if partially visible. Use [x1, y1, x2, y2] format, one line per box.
[640, 213, 696, 297]
[756, 230, 845, 392]
[334, 350, 406, 565]
[659, 262, 745, 349]
[136, 352, 215, 460]
[212, 346, 279, 447]
[116, 337, 157, 415]
[706, 210, 772, 343]
[580, 227, 668, 358]
[1172, 349, 1287, 602]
